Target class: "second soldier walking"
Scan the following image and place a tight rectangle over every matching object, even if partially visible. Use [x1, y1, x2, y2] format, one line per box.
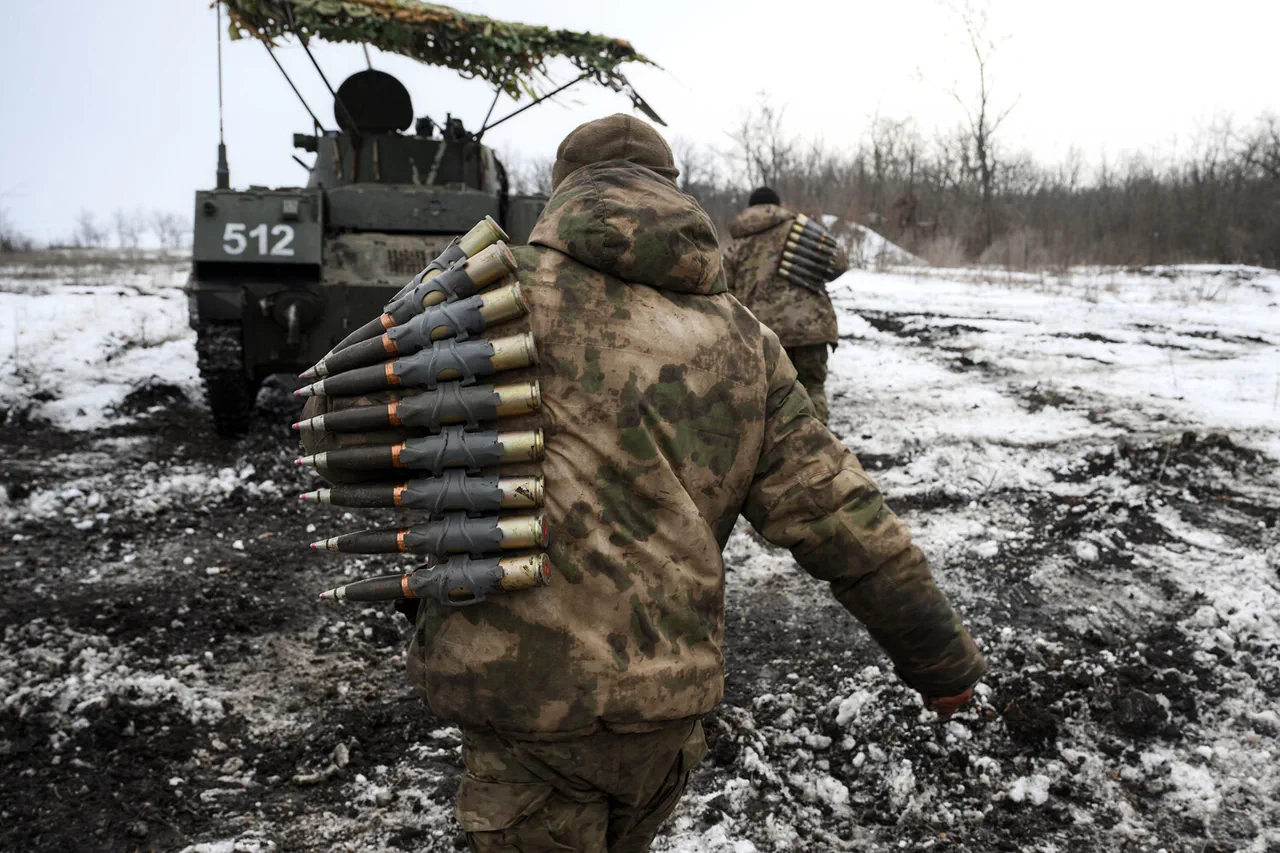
[723, 187, 848, 423]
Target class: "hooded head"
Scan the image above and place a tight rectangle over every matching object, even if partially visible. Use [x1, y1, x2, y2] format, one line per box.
[550, 114, 680, 192]
[748, 186, 781, 207]
[531, 115, 723, 295]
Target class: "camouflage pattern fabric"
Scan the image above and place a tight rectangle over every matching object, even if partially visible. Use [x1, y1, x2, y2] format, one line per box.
[786, 343, 830, 424]
[388, 157, 985, 733]
[456, 719, 705, 852]
[722, 204, 843, 347]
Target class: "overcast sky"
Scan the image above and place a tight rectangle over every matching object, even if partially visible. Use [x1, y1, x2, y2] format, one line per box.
[3, 0, 1278, 242]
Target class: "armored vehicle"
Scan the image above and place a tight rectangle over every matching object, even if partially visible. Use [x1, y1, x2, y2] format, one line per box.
[188, 0, 660, 436]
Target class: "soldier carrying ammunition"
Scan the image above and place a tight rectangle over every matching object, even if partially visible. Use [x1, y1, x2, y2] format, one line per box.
[723, 187, 848, 423]
[297, 115, 984, 853]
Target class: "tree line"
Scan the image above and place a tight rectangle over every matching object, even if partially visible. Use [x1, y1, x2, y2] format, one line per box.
[0, 208, 190, 254]
[660, 107, 1280, 270]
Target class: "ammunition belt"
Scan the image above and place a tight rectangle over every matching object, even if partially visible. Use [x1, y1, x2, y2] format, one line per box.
[776, 214, 846, 293]
[299, 217, 552, 607]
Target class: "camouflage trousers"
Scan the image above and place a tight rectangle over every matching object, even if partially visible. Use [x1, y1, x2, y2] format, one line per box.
[786, 343, 830, 424]
[455, 719, 707, 853]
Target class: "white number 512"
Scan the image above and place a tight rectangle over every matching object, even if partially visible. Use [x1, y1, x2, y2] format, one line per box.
[222, 222, 295, 256]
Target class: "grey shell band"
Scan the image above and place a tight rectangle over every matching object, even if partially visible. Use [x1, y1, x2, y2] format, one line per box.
[396, 337, 499, 389]
[400, 425, 505, 473]
[385, 263, 480, 326]
[388, 292, 491, 350]
[408, 555, 509, 606]
[397, 382, 505, 430]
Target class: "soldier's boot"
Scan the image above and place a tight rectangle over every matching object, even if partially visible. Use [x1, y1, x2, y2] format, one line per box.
[785, 343, 831, 424]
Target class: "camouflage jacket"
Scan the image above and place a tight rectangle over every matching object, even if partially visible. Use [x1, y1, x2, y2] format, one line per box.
[723, 205, 842, 347]
[308, 163, 984, 733]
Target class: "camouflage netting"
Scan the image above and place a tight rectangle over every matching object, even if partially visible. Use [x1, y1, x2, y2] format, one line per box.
[220, 0, 652, 98]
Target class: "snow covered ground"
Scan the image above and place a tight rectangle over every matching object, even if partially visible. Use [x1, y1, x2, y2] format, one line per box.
[1, 254, 1277, 852]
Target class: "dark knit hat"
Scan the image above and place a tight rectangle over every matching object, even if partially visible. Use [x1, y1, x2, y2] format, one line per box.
[550, 114, 680, 191]
[748, 186, 781, 207]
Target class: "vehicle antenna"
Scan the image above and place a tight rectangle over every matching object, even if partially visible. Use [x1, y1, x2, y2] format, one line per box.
[480, 71, 593, 136]
[283, 0, 360, 143]
[262, 41, 326, 134]
[215, 2, 230, 189]
[473, 70, 509, 143]
[363, 44, 373, 70]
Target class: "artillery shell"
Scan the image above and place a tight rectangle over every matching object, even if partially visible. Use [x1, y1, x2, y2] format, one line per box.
[781, 250, 840, 281]
[492, 552, 552, 592]
[300, 473, 542, 512]
[779, 256, 832, 284]
[291, 380, 541, 433]
[323, 242, 518, 358]
[386, 216, 510, 303]
[312, 512, 547, 555]
[295, 332, 537, 398]
[296, 426, 543, 472]
[318, 551, 550, 604]
[304, 283, 530, 379]
[784, 235, 838, 265]
[459, 215, 510, 258]
[779, 266, 824, 295]
[789, 217, 837, 247]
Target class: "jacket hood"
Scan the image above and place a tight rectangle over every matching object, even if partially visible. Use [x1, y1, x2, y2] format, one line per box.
[728, 204, 794, 239]
[529, 160, 725, 295]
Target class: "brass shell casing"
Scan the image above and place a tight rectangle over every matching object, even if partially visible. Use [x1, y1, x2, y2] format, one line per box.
[501, 428, 545, 463]
[494, 380, 542, 417]
[499, 475, 544, 509]
[459, 215, 510, 258]
[496, 514, 548, 550]
[496, 553, 552, 591]
[489, 331, 539, 372]
[478, 282, 530, 326]
[421, 241, 517, 310]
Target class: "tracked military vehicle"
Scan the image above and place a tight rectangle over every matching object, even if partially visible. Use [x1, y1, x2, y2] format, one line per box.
[188, 70, 550, 435]
[188, 0, 661, 436]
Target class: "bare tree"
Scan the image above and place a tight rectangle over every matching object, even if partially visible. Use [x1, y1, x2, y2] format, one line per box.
[948, 1, 1018, 252]
[727, 97, 796, 189]
[0, 207, 34, 253]
[150, 211, 189, 249]
[70, 210, 108, 248]
[112, 208, 146, 250]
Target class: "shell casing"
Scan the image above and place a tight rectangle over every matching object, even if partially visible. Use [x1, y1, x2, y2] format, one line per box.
[780, 258, 827, 282]
[789, 218, 837, 246]
[318, 552, 551, 605]
[386, 217, 504, 303]
[300, 473, 543, 513]
[781, 250, 840, 281]
[293, 380, 541, 433]
[314, 512, 547, 556]
[494, 552, 552, 591]
[300, 426, 543, 472]
[488, 331, 539, 373]
[310, 284, 530, 379]
[323, 222, 510, 358]
[494, 380, 542, 418]
[779, 266, 824, 295]
[297, 333, 537, 398]
[459, 215, 510, 258]
[784, 236, 839, 265]
[421, 242, 517, 311]
[794, 212, 828, 232]
[390, 332, 537, 391]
